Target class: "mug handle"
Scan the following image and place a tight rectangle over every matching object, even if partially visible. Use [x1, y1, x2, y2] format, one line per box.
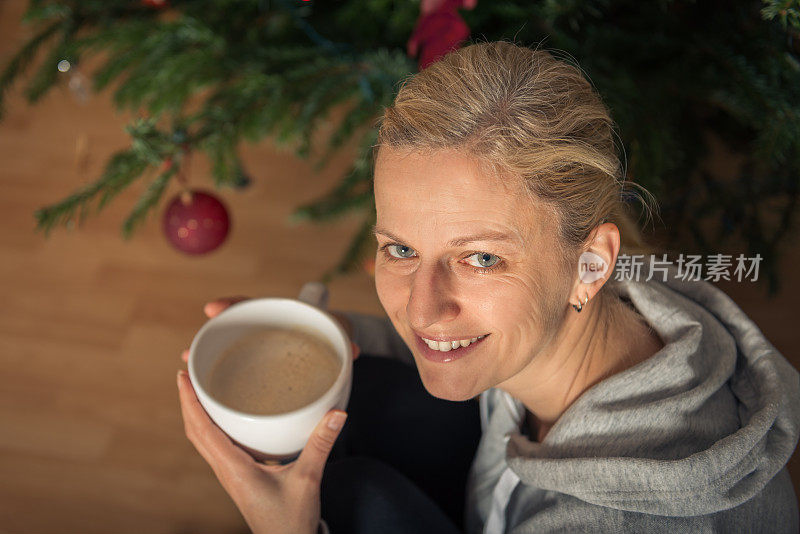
[297, 281, 329, 310]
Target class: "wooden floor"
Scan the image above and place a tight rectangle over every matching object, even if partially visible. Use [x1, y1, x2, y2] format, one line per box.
[1, 2, 798, 532]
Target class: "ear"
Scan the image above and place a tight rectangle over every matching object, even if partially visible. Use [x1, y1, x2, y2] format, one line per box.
[569, 222, 620, 307]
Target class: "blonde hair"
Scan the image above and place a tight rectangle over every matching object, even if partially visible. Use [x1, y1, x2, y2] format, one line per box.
[375, 40, 657, 262]
[374, 40, 661, 348]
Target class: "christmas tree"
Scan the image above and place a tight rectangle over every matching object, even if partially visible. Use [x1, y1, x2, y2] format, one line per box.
[1, 0, 798, 292]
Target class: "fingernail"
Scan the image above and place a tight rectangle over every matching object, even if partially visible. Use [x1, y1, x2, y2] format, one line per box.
[327, 411, 347, 431]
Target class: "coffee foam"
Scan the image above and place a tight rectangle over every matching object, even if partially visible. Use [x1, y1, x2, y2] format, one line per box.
[207, 326, 341, 415]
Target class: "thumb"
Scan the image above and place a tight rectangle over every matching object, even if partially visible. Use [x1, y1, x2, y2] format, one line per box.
[294, 410, 347, 485]
[204, 296, 248, 318]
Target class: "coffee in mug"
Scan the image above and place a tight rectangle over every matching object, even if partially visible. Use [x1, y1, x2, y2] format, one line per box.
[189, 297, 353, 461]
[206, 326, 342, 415]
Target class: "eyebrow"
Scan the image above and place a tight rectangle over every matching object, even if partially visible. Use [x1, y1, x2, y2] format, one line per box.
[372, 225, 520, 247]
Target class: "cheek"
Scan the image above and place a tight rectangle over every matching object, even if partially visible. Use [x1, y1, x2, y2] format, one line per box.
[480, 270, 566, 346]
[374, 264, 408, 313]
[483, 277, 539, 333]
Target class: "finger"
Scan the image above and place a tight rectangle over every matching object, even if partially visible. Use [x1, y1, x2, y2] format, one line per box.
[407, 37, 418, 57]
[420, 0, 445, 15]
[181, 349, 189, 363]
[351, 342, 360, 361]
[293, 410, 347, 486]
[204, 296, 249, 318]
[176, 370, 255, 472]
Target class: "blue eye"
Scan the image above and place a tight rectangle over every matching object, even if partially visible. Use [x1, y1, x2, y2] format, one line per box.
[386, 244, 416, 259]
[379, 243, 504, 274]
[466, 252, 500, 269]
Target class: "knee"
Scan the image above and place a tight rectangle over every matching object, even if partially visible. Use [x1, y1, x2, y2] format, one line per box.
[320, 456, 402, 528]
[320, 456, 462, 534]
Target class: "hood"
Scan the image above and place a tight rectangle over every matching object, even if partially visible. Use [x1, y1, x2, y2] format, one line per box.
[503, 258, 800, 516]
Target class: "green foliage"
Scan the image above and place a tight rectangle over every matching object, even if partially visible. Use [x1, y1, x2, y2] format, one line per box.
[2, 0, 799, 293]
[0, 18, 62, 119]
[761, 0, 800, 28]
[33, 148, 149, 236]
[319, 211, 378, 286]
[122, 164, 176, 239]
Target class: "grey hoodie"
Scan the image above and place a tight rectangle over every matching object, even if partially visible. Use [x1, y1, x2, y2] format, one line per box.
[341, 259, 800, 533]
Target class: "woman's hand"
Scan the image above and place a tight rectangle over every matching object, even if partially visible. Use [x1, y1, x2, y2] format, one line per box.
[177, 296, 360, 534]
[177, 369, 345, 534]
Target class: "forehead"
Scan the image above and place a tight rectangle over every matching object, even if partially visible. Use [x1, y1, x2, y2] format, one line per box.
[375, 146, 515, 194]
[374, 147, 553, 243]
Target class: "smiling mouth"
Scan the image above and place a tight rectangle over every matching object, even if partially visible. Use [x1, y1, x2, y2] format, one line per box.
[418, 334, 488, 352]
[414, 332, 490, 363]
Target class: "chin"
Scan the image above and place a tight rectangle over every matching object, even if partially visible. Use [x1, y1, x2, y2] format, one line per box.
[414, 358, 480, 402]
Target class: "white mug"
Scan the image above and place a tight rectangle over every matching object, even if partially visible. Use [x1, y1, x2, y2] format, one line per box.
[187, 286, 353, 464]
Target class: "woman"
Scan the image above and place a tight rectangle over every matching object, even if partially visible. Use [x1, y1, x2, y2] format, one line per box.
[177, 41, 800, 533]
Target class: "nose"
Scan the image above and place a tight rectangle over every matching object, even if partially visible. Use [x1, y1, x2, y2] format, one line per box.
[406, 260, 460, 331]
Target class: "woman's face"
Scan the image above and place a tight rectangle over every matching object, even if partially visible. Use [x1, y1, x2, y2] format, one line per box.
[373, 147, 574, 401]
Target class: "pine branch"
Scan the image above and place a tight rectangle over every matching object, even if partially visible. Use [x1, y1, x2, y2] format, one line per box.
[291, 129, 377, 224]
[205, 132, 244, 188]
[21, 1, 71, 24]
[294, 66, 361, 159]
[109, 16, 225, 115]
[121, 164, 177, 239]
[89, 21, 167, 92]
[327, 100, 381, 153]
[761, 0, 800, 29]
[320, 210, 377, 284]
[292, 189, 373, 223]
[127, 117, 178, 164]
[271, 0, 355, 56]
[23, 17, 79, 105]
[33, 149, 149, 237]
[0, 18, 63, 120]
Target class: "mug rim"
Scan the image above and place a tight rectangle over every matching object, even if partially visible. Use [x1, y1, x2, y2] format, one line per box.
[187, 297, 352, 422]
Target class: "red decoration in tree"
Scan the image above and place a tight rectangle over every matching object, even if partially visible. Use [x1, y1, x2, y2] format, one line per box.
[142, 0, 169, 8]
[407, 0, 477, 70]
[163, 190, 230, 255]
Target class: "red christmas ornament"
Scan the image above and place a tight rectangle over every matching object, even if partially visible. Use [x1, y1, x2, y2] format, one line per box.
[142, 0, 169, 8]
[407, 0, 477, 70]
[163, 190, 230, 255]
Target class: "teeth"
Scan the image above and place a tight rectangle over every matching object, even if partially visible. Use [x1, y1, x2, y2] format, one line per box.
[422, 335, 487, 352]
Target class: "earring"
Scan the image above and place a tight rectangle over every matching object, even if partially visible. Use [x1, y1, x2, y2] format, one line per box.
[572, 295, 589, 313]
